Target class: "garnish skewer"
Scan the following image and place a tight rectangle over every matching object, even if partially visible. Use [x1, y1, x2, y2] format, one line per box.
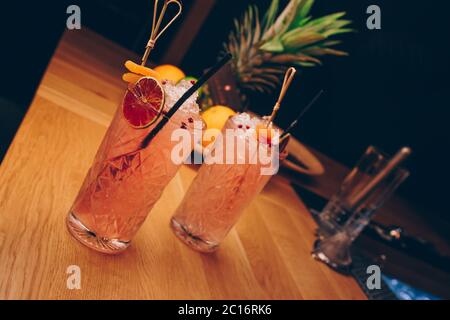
[266, 67, 297, 127]
[141, 0, 182, 66]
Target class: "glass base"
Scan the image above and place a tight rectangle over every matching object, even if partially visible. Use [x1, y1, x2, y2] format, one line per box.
[66, 212, 130, 254]
[311, 234, 352, 274]
[170, 217, 219, 253]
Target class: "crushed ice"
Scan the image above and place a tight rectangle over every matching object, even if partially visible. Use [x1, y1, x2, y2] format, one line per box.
[163, 80, 200, 114]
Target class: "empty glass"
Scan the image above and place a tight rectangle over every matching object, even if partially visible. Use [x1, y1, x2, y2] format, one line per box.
[312, 146, 410, 270]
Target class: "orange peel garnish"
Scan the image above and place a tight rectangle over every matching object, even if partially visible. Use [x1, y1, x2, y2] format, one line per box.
[255, 123, 276, 145]
[122, 72, 143, 84]
[123, 60, 161, 81]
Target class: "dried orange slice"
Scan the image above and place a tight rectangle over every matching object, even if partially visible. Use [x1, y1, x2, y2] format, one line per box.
[122, 77, 165, 128]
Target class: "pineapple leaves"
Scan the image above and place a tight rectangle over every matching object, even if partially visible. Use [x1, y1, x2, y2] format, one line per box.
[262, 0, 302, 41]
[260, 37, 284, 52]
[305, 12, 346, 27]
[263, 0, 279, 32]
[281, 27, 326, 50]
[224, 0, 354, 94]
[260, 0, 353, 54]
[295, 0, 315, 25]
[322, 28, 354, 38]
[270, 53, 322, 65]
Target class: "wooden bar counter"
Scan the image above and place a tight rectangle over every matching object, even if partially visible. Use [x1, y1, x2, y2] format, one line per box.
[0, 29, 365, 300]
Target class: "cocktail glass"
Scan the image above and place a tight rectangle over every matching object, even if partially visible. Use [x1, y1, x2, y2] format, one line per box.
[170, 113, 286, 252]
[67, 80, 203, 254]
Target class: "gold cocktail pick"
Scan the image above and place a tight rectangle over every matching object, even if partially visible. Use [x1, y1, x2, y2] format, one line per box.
[141, 0, 182, 66]
[266, 67, 297, 127]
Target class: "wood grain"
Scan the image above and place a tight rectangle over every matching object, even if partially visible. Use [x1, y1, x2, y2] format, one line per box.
[0, 29, 366, 300]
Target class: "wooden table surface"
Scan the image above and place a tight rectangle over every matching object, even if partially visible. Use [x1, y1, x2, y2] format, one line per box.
[0, 29, 365, 300]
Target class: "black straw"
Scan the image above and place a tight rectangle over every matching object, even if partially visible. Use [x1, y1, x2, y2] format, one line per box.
[280, 89, 324, 140]
[140, 53, 233, 148]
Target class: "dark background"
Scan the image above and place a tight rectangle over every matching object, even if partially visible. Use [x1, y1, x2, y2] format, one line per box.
[1, 1, 449, 236]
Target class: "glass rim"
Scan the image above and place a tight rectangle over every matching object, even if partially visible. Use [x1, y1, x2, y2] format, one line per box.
[363, 145, 410, 177]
